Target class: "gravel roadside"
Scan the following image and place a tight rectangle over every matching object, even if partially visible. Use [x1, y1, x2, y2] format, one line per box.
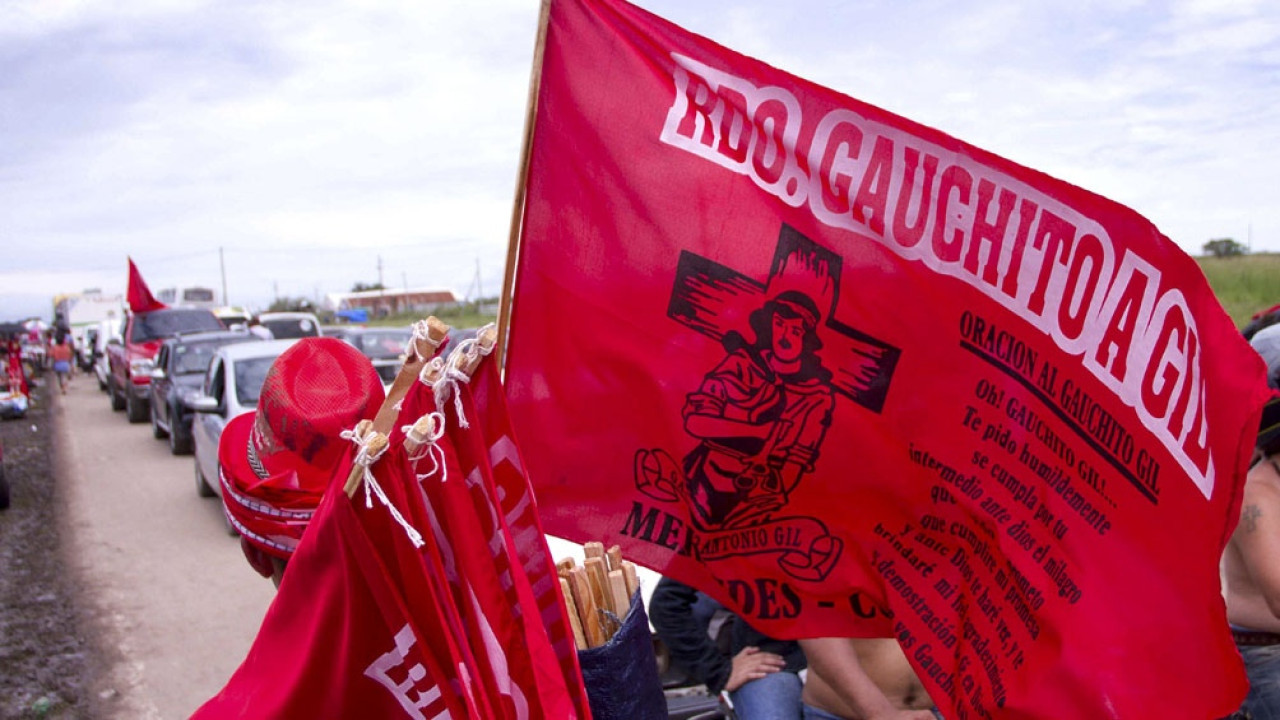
[0, 376, 102, 719]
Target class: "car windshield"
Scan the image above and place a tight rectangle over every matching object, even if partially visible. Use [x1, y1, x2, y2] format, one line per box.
[234, 357, 278, 406]
[260, 317, 319, 339]
[130, 310, 223, 343]
[173, 338, 253, 375]
[355, 330, 411, 359]
[172, 343, 220, 375]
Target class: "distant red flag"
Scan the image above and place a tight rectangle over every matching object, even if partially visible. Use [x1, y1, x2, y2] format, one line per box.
[502, 0, 1270, 718]
[126, 257, 166, 313]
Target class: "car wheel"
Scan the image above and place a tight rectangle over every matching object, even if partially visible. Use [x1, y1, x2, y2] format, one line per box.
[195, 461, 216, 498]
[151, 401, 168, 439]
[169, 419, 193, 456]
[109, 377, 126, 411]
[126, 390, 148, 423]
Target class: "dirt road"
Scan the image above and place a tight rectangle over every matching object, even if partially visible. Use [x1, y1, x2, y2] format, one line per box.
[56, 375, 275, 719]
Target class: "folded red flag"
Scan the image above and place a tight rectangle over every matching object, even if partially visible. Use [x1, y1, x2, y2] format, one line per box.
[191, 449, 483, 719]
[395, 350, 583, 719]
[503, 0, 1271, 717]
[469, 355, 591, 718]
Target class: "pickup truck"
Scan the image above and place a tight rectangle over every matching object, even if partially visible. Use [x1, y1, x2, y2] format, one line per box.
[107, 308, 224, 422]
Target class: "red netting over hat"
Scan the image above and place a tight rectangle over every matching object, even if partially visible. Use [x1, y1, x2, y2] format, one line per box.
[219, 337, 386, 575]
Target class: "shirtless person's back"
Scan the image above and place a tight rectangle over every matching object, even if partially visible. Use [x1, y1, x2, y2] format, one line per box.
[1223, 454, 1280, 717]
[1225, 457, 1280, 633]
[800, 637, 938, 719]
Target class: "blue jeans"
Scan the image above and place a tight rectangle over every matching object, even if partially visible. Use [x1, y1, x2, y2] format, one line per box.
[802, 702, 945, 719]
[729, 670, 802, 720]
[1240, 644, 1280, 719]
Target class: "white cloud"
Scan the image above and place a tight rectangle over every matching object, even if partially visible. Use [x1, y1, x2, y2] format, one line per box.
[2, 0, 1277, 322]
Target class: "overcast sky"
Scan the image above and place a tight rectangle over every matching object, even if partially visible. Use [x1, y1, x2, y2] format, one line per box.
[3, 0, 1277, 322]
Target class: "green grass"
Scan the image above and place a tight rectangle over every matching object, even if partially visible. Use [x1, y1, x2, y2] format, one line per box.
[1196, 253, 1280, 329]
[363, 303, 498, 331]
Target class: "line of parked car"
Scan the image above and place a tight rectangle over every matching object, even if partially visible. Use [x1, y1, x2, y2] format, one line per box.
[81, 307, 719, 715]
[87, 307, 416, 511]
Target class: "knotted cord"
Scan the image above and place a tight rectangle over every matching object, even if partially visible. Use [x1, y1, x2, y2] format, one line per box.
[340, 423, 424, 548]
[403, 411, 448, 483]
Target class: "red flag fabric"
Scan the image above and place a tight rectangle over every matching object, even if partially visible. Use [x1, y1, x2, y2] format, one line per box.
[468, 357, 591, 717]
[192, 447, 484, 719]
[503, 0, 1270, 717]
[393, 345, 584, 719]
[126, 257, 166, 313]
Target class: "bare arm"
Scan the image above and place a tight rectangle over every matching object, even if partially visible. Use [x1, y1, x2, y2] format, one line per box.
[1233, 459, 1280, 618]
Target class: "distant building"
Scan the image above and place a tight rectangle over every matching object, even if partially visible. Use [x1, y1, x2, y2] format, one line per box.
[323, 287, 460, 319]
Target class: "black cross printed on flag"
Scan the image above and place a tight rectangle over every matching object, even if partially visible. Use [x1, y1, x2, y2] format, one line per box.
[667, 224, 900, 412]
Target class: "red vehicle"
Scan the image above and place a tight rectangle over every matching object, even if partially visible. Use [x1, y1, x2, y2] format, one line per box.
[107, 308, 223, 422]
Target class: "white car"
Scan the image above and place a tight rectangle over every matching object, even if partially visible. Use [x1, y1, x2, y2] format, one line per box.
[189, 339, 299, 500]
[92, 317, 123, 391]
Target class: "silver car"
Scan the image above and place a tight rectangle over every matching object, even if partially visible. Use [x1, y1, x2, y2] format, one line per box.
[188, 339, 298, 501]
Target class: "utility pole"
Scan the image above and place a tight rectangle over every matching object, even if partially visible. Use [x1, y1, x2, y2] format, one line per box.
[377, 255, 386, 317]
[220, 247, 228, 306]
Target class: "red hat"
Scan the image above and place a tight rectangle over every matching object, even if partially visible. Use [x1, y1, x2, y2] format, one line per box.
[219, 337, 385, 576]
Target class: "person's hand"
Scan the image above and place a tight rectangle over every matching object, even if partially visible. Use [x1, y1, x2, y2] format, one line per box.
[724, 646, 786, 692]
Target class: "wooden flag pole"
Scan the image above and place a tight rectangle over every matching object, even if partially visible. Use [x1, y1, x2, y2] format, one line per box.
[496, 0, 553, 371]
[344, 317, 450, 498]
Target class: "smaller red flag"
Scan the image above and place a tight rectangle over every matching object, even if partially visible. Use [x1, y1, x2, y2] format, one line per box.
[469, 357, 592, 718]
[126, 257, 166, 313]
[394, 368, 580, 719]
[191, 465, 481, 719]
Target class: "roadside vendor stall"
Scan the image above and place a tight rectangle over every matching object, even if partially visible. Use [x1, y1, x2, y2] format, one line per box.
[0, 324, 30, 420]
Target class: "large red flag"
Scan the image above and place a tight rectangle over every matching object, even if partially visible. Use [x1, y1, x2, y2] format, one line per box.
[126, 257, 166, 313]
[502, 0, 1270, 717]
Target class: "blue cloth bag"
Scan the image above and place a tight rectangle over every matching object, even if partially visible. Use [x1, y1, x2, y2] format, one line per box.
[578, 589, 666, 720]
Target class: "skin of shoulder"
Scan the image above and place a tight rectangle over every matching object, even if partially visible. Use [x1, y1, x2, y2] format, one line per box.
[1226, 458, 1280, 629]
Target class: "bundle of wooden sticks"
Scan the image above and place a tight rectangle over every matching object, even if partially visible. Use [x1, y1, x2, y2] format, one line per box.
[556, 541, 641, 650]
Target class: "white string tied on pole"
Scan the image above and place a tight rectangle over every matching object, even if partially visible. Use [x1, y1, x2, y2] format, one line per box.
[406, 319, 440, 363]
[340, 422, 424, 549]
[420, 347, 473, 428]
[402, 411, 448, 484]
